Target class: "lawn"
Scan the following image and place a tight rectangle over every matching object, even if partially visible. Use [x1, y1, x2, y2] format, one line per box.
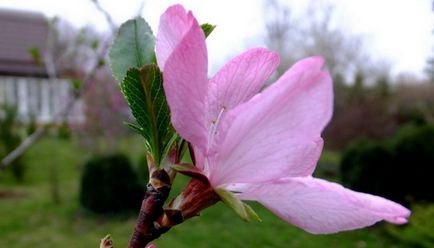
[0, 136, 431, 247]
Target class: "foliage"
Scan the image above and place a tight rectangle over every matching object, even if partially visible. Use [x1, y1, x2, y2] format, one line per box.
[392, 83, 434, 125]
[324, 74, 397, 149]
[390, 124, 434, 203]
[109, 17, 155, 83]
[109, 18, 175, 166]
[324, 73, 434, 150]
[341, 139, 397, 201]
[137, 155, 149, 182]
[120, 65, 175, 165]
[200, 23, 216, 38]
[341, 124, 434, 206]
[57, 122, 71, 140]
[0, 105, 26, 181]
[386, 204, 434, 248]
[215, 188, 261, 222]
[26, 115, 37, 136]
[108, 18, 215, 167]
[79, 153, 143, 214]
[0, 137, 426, 248]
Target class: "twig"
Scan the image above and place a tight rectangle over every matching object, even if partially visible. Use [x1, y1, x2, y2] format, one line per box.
[135, 0, 146, 18]
[100, 234, 114, 248]
[91, 0, 117, 32]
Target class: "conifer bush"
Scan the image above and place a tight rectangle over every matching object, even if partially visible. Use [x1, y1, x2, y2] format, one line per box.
[80, 153, 143, 213]
[341, 124, 434, 206]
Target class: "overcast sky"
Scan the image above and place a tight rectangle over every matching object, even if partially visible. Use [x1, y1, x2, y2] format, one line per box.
[1, 0, 433, 79]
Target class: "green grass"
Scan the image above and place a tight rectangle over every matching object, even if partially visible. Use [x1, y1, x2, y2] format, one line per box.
[0, 136, 429, 247]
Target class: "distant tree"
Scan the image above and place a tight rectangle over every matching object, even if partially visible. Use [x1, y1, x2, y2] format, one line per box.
[393, 82, 434, 125]
[263, 0, 299, 76]
[426, 57, 434, 81]
[79, 67, 130, 153]
[323, 71, 398, 149]
[263, 0, 368, 80]
[424, 0, 434, 82]
[374, 76, 390, 97]
[50, 19, 103, 76]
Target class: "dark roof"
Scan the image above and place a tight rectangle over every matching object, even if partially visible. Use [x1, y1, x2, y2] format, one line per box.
[0, 8, 48, 77]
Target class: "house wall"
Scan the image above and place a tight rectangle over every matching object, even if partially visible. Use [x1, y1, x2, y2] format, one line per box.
[0, 76, 85, 124]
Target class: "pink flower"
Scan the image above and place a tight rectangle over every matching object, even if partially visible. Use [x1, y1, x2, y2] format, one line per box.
[156, 4, 410, 234]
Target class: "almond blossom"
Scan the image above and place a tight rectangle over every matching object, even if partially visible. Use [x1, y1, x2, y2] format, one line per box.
[156, 4, 410, 234]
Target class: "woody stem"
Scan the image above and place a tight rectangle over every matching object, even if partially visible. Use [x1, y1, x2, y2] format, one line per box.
[128, 169, 171, 248]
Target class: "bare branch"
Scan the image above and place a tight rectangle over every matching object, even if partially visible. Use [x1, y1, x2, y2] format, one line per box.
[91, 0, 117, 32]
[136, 0, 146, 17]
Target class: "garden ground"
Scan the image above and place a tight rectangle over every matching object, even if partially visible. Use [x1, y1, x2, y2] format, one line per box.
[0, 137, 432, 248]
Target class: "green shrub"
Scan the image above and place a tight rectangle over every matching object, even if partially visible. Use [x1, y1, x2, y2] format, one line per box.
[386, 204, 434, 248]
[391, 124, 434, 203]
[137, 155, 150, 183]
[0, 105, 26, 181]
[57, 122, 71, 140]
[79, 153, 143, 214]
[341, 139, 400, 201]
[341, 124, 434, 206]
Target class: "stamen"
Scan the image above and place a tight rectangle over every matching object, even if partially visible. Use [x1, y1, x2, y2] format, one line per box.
[207, 107, 226, 150]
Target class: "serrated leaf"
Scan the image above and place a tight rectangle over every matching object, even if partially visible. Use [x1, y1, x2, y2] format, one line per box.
[215, 188, 260, 222]
[121, 64, 174, 165]
[124, 122, 143, 135]
[109, 18, 155, 83]
[201, 23, 216, 38]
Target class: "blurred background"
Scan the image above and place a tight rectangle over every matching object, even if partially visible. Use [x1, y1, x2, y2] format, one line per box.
[0, 0, 433, 247]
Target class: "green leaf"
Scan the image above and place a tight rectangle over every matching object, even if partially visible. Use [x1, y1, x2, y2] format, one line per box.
[91, 39, 99, 50]
[124, 122, 143, 135]
[243, 202, 262, 222]
[215, 188, 260, 222]
[201, 23, 216, 38]
[109, 18, 155, 83]
[120, 64, 174, 165]
[71, 79, 82, 90]
[27, 47, 42, 65]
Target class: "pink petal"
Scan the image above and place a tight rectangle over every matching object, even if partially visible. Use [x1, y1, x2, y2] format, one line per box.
[207, 48, 279, 152]
[210, 57, 333, 186]
[157, 5, 209, 149]
[156, 5, 195, 70]
[239, 177, 411, 234]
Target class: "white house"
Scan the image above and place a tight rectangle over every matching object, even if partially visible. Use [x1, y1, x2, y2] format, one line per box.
[0, 9, 84, 124]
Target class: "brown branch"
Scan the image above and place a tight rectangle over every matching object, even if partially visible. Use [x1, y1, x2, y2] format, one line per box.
[129, 166, 220, 247]
[128, 168, 172, 248]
